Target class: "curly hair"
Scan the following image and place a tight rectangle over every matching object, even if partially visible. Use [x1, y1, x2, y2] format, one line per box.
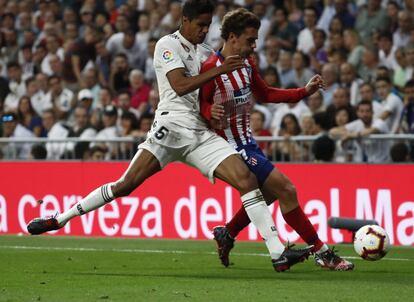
[221, 8, 261, 40]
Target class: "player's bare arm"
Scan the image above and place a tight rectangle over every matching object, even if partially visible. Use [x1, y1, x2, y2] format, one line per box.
[167, 55, 244, 96]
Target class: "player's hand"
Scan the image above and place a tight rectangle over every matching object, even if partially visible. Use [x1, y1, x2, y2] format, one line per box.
[211, 103, 224, 120]
[220, 55, 244, 73]
[305, 74, 325, 95]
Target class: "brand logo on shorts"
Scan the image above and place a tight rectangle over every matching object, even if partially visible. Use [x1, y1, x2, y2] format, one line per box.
[162, 50, 173, 61]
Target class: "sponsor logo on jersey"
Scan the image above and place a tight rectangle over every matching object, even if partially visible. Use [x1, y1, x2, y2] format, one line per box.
[187, 54, 193, 61]
[162, 50, 173, 62]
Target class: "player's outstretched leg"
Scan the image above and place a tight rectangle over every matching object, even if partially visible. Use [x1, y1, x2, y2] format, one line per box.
[27, 150, 161, 235]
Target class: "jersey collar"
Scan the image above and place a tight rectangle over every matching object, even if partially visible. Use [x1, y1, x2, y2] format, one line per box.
[176, 30, 197, 52]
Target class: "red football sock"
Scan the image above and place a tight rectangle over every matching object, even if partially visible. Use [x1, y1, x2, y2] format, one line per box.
[282, 206, 324, 251]
[226, 206, 251, 238]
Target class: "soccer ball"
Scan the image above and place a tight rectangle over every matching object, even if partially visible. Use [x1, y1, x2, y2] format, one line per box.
[354, 225, 390, 261]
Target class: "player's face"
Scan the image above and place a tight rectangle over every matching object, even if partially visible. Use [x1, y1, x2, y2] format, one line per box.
[184, 13, 212, 44]
[234, 27, 258, 58]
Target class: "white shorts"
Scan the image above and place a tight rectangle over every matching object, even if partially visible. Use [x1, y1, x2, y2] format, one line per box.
[138, 117, 238, 183]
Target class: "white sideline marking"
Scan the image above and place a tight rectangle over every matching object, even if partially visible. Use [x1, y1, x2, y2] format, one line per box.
[0, 245, 412, 261]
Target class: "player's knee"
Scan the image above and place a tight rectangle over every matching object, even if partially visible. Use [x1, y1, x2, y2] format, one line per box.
[236, 168, 258, 193]
[280, 181, 297, 200]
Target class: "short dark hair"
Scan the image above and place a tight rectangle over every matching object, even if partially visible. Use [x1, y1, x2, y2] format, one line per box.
[405, 79, 414, 89]
[221, 8, 261, 40]
[376, 76, 391, 84]
[312, 135, 335, 162]
[390, 142, 409, 162]
[31, 144, 47, 160]
[182, 0, 214, 21]
[357, 100, 373, 110]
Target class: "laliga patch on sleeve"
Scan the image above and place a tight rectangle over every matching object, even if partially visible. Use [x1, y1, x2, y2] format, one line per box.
[162, 50, 174, 62]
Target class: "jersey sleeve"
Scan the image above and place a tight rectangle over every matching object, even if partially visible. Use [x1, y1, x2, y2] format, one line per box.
[153, 38, 185, 74]
[249, 58, 308, 103]
[199, 58, 216, 121]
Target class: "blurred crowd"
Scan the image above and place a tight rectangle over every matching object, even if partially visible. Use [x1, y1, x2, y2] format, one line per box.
[0, 0, 414, 163]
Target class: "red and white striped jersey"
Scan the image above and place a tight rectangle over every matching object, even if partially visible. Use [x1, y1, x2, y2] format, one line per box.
[201, 52, 255, 147]
[200, 51, 309, 148]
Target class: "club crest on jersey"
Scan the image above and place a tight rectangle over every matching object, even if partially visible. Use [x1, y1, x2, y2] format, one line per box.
[162, 50, 173, 62]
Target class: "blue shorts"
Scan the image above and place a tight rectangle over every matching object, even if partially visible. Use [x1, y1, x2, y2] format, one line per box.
[235, 140, 274, 187]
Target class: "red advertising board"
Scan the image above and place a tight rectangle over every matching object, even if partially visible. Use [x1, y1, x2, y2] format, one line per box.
[0, 162, 413, 246]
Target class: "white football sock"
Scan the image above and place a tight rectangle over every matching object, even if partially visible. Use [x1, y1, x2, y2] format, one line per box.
[241, 189, 285, 259]
[315, 244, 329, 254]
[57, 183, 115, 226]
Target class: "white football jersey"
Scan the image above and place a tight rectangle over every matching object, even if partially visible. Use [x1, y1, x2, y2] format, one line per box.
[153, 31, 213, 129]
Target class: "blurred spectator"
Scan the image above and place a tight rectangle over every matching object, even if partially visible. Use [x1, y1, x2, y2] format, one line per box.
[94, 39, 111, 86]
[340, 62, 363, 106]
[258, 37, 279, 71]
[269, 6, 298, 52]
[129, 69, 151, 112]
[343, 29, 364, 68]
[93, 105, 119, 159]
[42, 109, 70, 159]
[355, 0, 389, 42]
[62, 25, 99, 91]
[81, 68, 101, 107]
[30, 144, 47, 160]
[330, 100, 390, 163]
[378, 31, 398, 71]
[109, 53, 130, 93]
[68, 105, 97, 159]
[312, 135, 335, 162]
[116, 90, 140, 119]
[271, 93, 311, 135]
[376, 77, 403, 133]
[76, 89, 94, 114]
[88, 145, 107, 161]
[160, 1, 182, 33]
[136, 12, 151, 49]
[393, 11, 412, 48]
[250, 110, 272, 157]
[19, 44, 35, 79]
[277, 50, 296, 88]
[97, 86, 113, 110]
[136, 112, 155, 137]
[1, 112, 34, 159]
[206, 2, 227, 50]
[4, 62, 26, 112]
[321, 63, 339, 106]
[119, 111, 140, 159]
[390, 142, 410, 162]
[17, 95, 43, 137]
[41, 34, 64, 76]
[297, 6, 318, 55]
[106, 29, 146, 71]
[386, 1, 400, 33]
[307, 90, 325, 114]
[144, 37, 157, 83]
[310, 29, 328, 73]
[359, 46, 380, 84]
[325, 87, 357, 129]
[45, 75, 75, 120]
[359, 82, 382, 119]
[292, 51, 313, 87]
[272, 113, 302, 161]
[252, 1, 271, 52]
[400, 80, 414, 134]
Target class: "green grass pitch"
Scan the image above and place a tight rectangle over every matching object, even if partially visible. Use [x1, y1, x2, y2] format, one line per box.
[0, 235, 413, 302]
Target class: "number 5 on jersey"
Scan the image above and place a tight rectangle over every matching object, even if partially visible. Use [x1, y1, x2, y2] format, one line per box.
[155, 126, 169, 140]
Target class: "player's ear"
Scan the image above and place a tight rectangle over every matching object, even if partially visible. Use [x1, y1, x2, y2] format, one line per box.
[182, 16, 190, 25]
